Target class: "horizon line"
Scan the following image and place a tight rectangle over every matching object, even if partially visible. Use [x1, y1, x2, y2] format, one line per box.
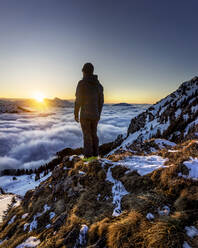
[0, 96, 153, 105]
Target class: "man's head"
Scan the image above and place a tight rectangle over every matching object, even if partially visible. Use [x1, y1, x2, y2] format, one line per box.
[82, 63, 94, 76]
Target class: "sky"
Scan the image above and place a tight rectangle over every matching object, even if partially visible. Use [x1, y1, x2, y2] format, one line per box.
[0, 0, 197, 103]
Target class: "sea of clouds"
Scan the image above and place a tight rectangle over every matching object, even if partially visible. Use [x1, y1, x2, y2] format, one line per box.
[0, 104, 148, 171]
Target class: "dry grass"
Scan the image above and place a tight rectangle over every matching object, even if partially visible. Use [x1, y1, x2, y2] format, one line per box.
[107, 210, 145, 248]
[108, 151, 134, 162]
[143, 218, 184, 248]
[159, 140, 198, 166]
[122, 191, 167, 215]
[0, 233, 30, 248]
[120, 172, 153, 194]
[72, 185, 112, 221]
[174, 186, 198, 222]
[111, 165, 129, 180]
[88, 217, 111, 245]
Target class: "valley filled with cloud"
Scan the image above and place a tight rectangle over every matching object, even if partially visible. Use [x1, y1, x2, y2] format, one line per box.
[0, 104, 148, 170]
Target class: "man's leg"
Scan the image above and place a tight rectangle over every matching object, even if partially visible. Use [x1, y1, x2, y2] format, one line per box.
[91, 120, 99, 157]
[80, 119, 93, 157]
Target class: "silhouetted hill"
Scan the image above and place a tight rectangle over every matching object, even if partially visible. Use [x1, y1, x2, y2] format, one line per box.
[112, 103, 132, 106]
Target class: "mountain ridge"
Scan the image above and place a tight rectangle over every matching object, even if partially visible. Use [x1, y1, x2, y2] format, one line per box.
[109, 76, 198, 154]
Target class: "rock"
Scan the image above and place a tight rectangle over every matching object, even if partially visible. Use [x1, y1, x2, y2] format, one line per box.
[174, 186, 198, 214]
[0, 187, 5, 194]
[64, 225, 80, 246]
[22, 190, 34, 208]
[63, 177, 73, 192]
[54, 199, 66, 214]
[52, 166, 64, 179]
[52, 212, 67, 230]
[53, 182, 63, 194]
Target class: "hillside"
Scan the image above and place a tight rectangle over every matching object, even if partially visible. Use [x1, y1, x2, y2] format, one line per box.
[111, 76, 198, 154]
[0, 77, 197, 248]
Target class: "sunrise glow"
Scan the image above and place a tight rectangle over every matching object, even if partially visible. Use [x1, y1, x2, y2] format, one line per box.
[33, 92, 45, 103]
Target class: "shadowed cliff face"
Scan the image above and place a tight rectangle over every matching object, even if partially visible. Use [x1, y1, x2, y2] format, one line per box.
[0, 77, 197, 248]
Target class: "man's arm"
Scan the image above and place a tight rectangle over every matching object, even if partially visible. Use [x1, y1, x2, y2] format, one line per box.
[74, 81, 82, 122]
[98, 84, 104, 117]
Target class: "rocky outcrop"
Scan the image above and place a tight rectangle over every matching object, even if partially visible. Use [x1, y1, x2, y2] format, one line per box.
[0, 187, 4, 194]
[113, 77, 198, 153]
[0, 140, 198, 248]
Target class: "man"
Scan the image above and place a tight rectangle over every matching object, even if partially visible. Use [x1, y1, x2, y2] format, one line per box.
[74, 63, 104, 158]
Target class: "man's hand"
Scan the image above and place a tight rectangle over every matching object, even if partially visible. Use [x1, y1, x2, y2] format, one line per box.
[75, 116, 79, 123]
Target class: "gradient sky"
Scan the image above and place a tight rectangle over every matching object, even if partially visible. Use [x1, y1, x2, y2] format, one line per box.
[0, 0, 197, 103]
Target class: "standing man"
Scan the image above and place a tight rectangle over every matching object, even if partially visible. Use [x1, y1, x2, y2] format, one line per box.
[74, 63, 104, 158]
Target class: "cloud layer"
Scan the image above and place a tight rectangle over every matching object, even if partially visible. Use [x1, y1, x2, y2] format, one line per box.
[0, 105, 148, 170]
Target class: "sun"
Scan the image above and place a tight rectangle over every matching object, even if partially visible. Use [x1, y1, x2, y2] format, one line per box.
[33, 92, 45, 103]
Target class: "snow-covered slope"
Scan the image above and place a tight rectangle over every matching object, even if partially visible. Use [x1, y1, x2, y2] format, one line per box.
[118, 77, 198, 151]
[0, 172, 52, 196]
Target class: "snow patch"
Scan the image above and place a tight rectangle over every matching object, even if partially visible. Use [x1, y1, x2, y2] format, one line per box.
[0, 194, 14, 222]
[183, 158, 198, 180]
[185, 226, 198, 238]
[175, 108, 182, 118]
[97, 194, 101, 201]
[74, 224, 88, 247]
[29, 214, 40, 232]
[120, 155, 167, 176]
[16, 236, 40, 248]
[106, 164, 128, 216]
[43, 204, 50, 213]
[24, 223, 29, 231]
[79, 170, 86, 175]
[184, 119, 198, 137]
[29, 204, 50, 232]
[49, 212, 55, 220]
[0, 172, 52, 196]
[46, 224, 51, 229]
[158, 205, 170, 216]
[154, 139, 176, 149]
[22, 213, 28, 219]
[183, 241, 192, 248]
[146, 213, 155, 220]
[8, 215, 16, 224]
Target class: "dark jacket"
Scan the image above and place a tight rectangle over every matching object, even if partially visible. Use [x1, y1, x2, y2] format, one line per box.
[74, 75, 104, 120]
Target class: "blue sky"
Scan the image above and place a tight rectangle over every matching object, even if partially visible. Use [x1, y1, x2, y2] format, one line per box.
[0, 0, 197, 103]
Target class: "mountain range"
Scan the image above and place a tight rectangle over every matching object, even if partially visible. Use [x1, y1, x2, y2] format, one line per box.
[0, 98, 74, 113]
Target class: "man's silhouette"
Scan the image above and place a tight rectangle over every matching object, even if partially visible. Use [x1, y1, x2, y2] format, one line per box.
[74, 63, 104, 158]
